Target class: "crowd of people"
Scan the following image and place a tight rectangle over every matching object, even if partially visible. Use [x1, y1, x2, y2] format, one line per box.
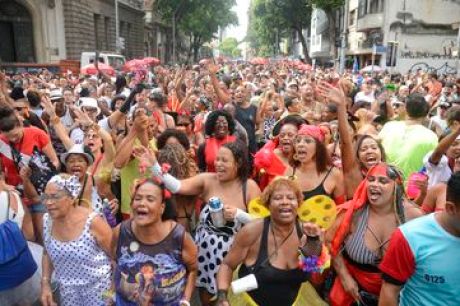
[0, 60, 459, 306]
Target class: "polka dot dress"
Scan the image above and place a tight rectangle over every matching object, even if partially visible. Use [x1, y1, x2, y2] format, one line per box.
[195, 205, 241, 295]
[43, 212, 112, 306]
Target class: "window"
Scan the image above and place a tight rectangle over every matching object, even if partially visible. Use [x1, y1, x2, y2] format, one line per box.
[369, 0, 379, 14]
[358, 0, 367, 18]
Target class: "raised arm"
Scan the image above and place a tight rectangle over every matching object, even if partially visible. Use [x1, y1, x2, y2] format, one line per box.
[318, 81, 360, 198]
[208, 63, 230, 104]
[429, 122, 460, 165]
[42, 95, 74, 150]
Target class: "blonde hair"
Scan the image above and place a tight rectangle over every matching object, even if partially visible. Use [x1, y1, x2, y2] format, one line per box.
[260, 177, 303, 207]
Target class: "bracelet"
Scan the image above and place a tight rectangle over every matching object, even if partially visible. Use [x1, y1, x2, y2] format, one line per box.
[298, 245, 331, 274]
[217, 289, 228, 301]
[179, 300, 191, 306]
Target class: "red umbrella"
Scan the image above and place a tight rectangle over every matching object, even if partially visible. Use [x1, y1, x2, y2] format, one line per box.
[123, 59, 147, 72]
[142, 57, 160, 66]
[80, 63, 115, 76]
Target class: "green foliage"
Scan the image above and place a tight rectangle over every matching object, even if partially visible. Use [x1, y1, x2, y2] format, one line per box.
[247, 0, 312, 60]
[154, 0, 238, 61]
[219, 37, 240, 57]
[311, 0, 344, 12]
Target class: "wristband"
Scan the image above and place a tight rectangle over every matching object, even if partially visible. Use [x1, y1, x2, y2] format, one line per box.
[150, 163, 181, 193]
[217, 289, 228, 301]
[179, 300, 190, 306]
[298, 245, 330, 274]
[235, 208, 254, 224]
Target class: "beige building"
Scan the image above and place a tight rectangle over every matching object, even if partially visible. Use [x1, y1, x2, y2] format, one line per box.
[0, 0, 145, 63]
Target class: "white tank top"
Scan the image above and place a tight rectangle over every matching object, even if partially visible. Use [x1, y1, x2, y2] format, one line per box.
[0, 191, 24, 228]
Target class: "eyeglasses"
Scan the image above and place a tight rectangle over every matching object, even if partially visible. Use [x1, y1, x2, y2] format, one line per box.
[41, 193, 67, 202]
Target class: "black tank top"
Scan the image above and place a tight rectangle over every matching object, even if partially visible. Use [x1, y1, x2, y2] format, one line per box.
[238, 218, 309, 306]
[292, 167, 334, 200]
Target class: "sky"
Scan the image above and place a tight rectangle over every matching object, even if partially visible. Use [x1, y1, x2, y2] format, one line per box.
[225, 0, 250, 42]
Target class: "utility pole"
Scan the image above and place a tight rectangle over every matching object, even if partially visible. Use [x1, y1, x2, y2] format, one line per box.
[339, 0, 350, 75]
[115, 0, 120, 53]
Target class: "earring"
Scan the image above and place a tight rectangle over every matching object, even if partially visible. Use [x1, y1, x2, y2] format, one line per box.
[293, 153, 298, 160]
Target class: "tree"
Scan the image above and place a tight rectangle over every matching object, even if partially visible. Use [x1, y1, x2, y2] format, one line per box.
[154, 0, 238, 62]
[219, 37, 241, 57]
[248, 0, 313, 63]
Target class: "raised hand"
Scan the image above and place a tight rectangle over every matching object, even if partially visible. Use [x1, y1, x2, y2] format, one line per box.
[316, 81, 347, 107]
[208, 63, 220, 75]
[41, 95, 57, 118]
[133, 146, 157, 171]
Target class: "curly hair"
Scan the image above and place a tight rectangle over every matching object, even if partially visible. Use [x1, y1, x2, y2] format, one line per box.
[260, 177, 303, 208]
[158, 143, 197, 179]
[222, 141, 250, 181]
[204, 110, 235, 137]
[156, 129, 190, 151]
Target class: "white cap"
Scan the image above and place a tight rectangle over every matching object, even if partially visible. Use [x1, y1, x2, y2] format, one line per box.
[79, 97, 101, 116]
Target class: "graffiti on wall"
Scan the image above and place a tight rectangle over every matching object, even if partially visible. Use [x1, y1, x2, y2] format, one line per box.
[408, 62, 458, 75]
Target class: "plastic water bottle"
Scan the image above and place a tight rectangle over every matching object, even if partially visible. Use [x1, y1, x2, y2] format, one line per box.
[208, 197, 225, 227]
[102, 199, 117, 227]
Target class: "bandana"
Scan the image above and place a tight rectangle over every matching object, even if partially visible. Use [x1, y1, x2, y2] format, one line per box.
[330, 163, 405, 256]
[48, 174, 82, 199]
[297, 124, 325, 143]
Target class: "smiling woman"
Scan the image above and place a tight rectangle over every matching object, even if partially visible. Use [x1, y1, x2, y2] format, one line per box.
[112, 178, 197, 306]
[215, 177, 328, 306]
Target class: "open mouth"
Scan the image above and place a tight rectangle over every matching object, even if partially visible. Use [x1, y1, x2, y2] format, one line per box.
[70, 166, 83, 176]
[135, 208, 149, 218]
[279, 207, 293, 217]
[368, 189, 381, 201]
[365, 155, 378, 167]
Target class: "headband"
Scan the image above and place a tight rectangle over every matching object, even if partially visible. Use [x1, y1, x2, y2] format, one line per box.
[48, 175, 82, 199]
[297, 124, 325, 143]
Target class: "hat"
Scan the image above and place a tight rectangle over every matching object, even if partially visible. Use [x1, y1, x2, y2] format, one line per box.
[60, 144, 94, 166]
[79, 97, 101, 116]
[50, 88, 63, 101]
[287, 81, 299, 89]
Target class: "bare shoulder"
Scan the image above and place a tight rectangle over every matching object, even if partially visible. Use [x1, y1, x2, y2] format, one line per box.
[403, 200, 424, 221]
[237, 218, 264, 246]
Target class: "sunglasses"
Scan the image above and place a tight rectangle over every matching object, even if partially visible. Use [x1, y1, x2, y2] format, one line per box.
[177, 122, 190, 127]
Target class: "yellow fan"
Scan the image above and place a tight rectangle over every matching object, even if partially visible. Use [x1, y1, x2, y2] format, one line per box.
[297, 195, 337, 229]
[248, 197, 271, 219]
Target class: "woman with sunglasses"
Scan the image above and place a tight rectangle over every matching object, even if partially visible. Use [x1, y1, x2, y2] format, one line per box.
[318, 81, 386, 199]
[112, 178, 197, 306]
[134, 141, 261, 306]
[41, 174, 112, 306]
[326, 163, 422, 306]
[286, 124, 345, 205]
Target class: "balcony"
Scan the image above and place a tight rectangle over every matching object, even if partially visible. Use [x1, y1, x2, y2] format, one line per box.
[357, 13, 384, 32]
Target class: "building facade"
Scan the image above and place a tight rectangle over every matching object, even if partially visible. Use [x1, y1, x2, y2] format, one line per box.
[0, 0, 145, 64]
[311, 0, 460, 73]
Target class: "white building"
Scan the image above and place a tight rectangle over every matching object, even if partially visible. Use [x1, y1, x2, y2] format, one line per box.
[312, 0, 460, 73]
